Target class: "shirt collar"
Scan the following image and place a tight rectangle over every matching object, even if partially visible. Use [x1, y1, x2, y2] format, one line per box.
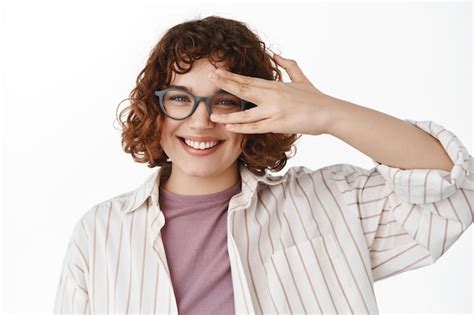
[120, 163, 287, 215]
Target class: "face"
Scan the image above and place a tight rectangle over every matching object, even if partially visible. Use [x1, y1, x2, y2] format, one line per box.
[159, 58, 244, 178]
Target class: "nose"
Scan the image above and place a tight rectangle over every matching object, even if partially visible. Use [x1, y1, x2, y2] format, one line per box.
[188, 99, 214, 128]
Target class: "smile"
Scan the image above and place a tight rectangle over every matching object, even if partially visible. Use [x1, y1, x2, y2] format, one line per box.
[177, 137, 225, 156]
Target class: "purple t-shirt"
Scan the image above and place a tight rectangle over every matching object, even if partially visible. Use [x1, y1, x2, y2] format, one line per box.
[158, 180, 242, 315]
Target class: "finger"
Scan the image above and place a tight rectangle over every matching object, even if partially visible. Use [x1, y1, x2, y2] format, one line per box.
[214, 68, 271, 88]
[273, 54, 311, 84]
[225, 119, 271, 134]
[208, 71, 262, 103]
[210, 107, 267, 124]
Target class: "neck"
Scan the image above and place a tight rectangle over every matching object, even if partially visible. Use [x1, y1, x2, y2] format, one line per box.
[160, 162, 241, 196]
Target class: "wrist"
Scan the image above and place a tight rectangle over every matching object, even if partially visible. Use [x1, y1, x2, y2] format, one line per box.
[319, 94, 344, 136]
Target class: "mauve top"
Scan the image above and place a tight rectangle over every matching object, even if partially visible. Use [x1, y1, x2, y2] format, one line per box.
[158, 179, 242, 315]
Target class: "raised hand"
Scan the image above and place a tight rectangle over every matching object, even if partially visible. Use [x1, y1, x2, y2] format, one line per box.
[208, 54, 333, 136]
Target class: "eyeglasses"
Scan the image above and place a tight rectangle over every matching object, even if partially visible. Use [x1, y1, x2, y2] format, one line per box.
[154, 87, 256, 120]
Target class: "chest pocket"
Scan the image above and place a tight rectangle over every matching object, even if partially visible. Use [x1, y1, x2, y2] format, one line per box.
[263, 233, 362, 314]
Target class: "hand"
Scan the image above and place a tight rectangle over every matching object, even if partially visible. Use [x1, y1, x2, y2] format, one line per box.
[208, 54, 333, 136]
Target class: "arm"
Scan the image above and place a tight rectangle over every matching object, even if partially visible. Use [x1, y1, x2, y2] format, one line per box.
[53, 218, 91, 314]
[322, 96, 454, 172]
[207, 59, 472, 281]
[319, 97, 473, 281]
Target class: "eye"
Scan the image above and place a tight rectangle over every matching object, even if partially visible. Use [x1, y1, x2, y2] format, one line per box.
[169, 95, 190, 102]
[212, 95, 241, 106]
[217, 99, 239, 105]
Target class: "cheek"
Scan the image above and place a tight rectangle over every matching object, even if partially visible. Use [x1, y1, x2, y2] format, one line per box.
[229, 134, 244, 151]
[161, 120, 178, 142]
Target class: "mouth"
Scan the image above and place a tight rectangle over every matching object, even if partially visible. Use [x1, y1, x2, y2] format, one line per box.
[177, 136, 225, 150]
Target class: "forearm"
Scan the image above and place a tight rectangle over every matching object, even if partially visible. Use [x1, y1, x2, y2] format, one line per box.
[321, 96, 454, 172]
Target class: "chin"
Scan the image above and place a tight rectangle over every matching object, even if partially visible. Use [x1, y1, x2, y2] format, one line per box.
[179, 164, 222, 177]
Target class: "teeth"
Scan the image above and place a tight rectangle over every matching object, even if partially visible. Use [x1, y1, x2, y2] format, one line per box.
[184, 139, 220, 150]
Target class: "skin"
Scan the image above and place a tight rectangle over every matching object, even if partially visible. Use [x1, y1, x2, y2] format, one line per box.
[209, 53, 454, 172]
[160, 53, 454, 196]
[159, 58, 244, 196]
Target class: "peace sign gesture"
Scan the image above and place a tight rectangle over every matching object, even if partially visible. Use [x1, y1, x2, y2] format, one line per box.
[208, 54, 334, 136]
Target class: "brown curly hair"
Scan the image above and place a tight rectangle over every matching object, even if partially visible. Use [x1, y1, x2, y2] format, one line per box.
[115, 15, 302, 176]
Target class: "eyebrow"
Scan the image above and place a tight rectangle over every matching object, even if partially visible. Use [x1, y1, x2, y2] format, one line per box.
[168, 84, 229, 95]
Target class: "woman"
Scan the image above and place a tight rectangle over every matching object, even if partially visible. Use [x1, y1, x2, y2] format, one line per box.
[53, 16, 473, 314]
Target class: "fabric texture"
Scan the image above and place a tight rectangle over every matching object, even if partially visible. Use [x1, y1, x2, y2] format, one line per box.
[53, 119, 473, 314]
[157, 179, 241, 315]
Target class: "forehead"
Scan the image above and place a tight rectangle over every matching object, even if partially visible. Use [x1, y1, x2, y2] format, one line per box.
[167, 84, 228, 95]
[170, 58, 229, 94]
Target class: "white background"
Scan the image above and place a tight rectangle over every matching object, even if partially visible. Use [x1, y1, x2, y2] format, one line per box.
[1, 0, 472, 313]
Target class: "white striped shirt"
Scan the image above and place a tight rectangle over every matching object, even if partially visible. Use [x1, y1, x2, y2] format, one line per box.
[53, 119, 473, 314]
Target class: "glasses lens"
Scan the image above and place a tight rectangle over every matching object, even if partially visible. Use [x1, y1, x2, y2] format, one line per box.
[162, 89, 195, 119]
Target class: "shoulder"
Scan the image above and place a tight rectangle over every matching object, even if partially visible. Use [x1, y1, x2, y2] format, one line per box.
[278, 163, 368, 182]
[271, 163, 382, 194]
[72, 192, 133, 240]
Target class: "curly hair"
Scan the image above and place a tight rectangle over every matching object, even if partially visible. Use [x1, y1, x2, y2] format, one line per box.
[115, 15, 302, 176]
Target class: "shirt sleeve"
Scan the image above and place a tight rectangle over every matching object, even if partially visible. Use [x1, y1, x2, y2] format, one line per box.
[332, 119, 473, 283]
[53, 217, 91, 314]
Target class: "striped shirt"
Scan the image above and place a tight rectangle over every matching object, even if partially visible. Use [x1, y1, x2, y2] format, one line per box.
[53, 119, 473, 314]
